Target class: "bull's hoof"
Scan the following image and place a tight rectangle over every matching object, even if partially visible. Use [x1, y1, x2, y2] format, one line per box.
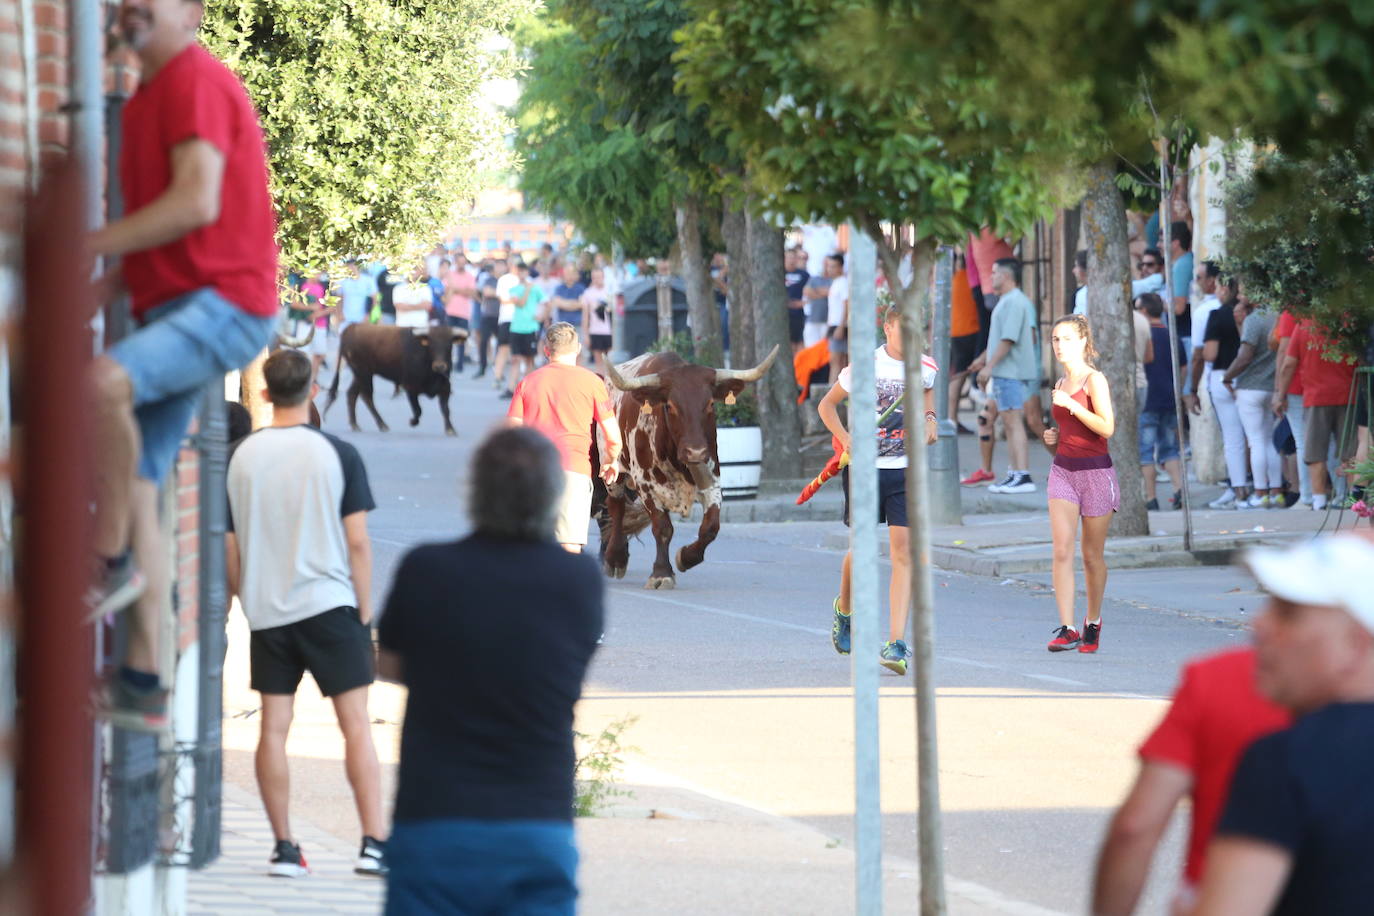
[409, 417, 420, 427]
[444, 427, 457, 437]
[645, 576, 676, 590]
[675, 546, 705, 573]
[377, 423, 390, 432]
[349, 423, 362, 433]
[603, 564, 626, 580]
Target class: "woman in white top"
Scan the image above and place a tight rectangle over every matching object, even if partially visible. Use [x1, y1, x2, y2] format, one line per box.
[580, 268, 613, 373]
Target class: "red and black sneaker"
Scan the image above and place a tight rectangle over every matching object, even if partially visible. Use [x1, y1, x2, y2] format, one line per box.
[1047, 625, 1081, 652]
[1079, 620, 1102, 654]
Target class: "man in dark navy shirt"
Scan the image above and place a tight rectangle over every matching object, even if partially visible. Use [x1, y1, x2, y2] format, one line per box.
[1195, 532, 1374, 915]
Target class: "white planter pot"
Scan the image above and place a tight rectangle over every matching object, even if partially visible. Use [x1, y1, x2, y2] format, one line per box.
[716, 425, 762, 500]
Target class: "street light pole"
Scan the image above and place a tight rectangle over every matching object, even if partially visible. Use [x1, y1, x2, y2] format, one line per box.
[928, 247, 962, 525]
[846, 226, 883, 915]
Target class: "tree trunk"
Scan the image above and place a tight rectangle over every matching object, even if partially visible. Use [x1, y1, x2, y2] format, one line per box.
[1082, 159, 1148, 536]
[746, 202, 801, 479]
[675, 193, 722, 367]
[721, 196, 755, 369]
[241, 349, 272, 429]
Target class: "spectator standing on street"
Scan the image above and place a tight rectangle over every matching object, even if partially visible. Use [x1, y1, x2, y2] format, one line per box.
[1041, 314, 1117, 652]
[818, 305, 938, 676]
[976, 258, 1039, 495]
[392, 267, 432, 330]
[507, 323, 622, 551]
[87, 0, 280, 729]
[442, 255, 476, 373]
[493, 259, 520, 390]
[501, 262, 544, 398]
[1138, 293, 1185, 511]
[1133, 248, 1167, 298]
[1092, 648, 1290, 915]
[1194, 532, 1374, 915]
[335, 259, 376, 332]
[1220, 292, 1283, 508]
[550, 263, 587, 328]
[474, 259, 504, 379]
[1071, 250, 1088, 316]
[784, 248, 810, 355]
[825, 253, 850, 382]
[802, 257, 834, 348]
[1190, 278, 1249, 509]
[946, 256, 981, 432]
[1274, 318, 1357, 511]
[580, 268, 613, 373]
[1169, 222, 1195, 369]
[1269, 310, 1311, 505]
[226, 350, 387, 879]
[377, 427, 602, 915]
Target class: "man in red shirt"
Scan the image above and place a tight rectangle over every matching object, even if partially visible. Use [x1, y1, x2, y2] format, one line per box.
[1092, 648, 1290, 914]
[86, 0, 279, 730]
[507, 323, 622, 552]
[1273, 319, 1357, 511]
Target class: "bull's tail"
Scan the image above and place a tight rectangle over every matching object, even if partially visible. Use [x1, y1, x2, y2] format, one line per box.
[321, 334, 348, 418]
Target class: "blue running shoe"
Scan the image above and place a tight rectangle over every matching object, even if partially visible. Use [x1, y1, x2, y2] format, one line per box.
[879, 640, 911, 675]
[831, 597, 851, 655]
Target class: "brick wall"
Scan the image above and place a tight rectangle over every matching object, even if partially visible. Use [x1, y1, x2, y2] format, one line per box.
[174, 447, 200, 654]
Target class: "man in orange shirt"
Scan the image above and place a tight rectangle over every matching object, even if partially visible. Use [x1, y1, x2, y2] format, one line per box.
[946, 256, 981, 431]
[507, 323, 623, 552]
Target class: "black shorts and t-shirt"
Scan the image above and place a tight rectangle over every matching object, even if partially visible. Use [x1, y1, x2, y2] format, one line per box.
[1216, 703, 1374, 915]
[496, 322, 511, 346]
[227, 425, 376, 698]
[950, 334, 978, 374]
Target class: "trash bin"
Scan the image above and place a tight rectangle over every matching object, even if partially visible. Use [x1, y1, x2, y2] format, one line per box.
[621, 277, 689, 359]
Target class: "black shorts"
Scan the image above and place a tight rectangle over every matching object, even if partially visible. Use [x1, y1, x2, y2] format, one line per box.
[589, 333, 612, 352]
[510, 331, 538, 358]
[250, 606, 374, 697]
[841, 466, 908, 528]
[788, 307, 806, 343]
[496, 322, 511, 346]
[480, 315, 499, 337]
[1357, 373, 1370, 429]
[950, 333, 977, 374]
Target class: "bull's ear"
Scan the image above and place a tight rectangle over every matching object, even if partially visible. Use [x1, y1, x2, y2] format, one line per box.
[712, 380, 746, 403]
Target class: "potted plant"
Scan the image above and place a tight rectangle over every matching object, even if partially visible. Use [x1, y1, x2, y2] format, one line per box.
[715, 389, 762, 500]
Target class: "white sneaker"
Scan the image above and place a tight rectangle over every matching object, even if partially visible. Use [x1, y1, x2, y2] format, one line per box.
[1208, 489, 1237, 509]
[1242, 494, 1269, 509]
[1313, 494, 1329, 511]
[987, 471, 1016, 494]
[1001, 473, 1037, 494]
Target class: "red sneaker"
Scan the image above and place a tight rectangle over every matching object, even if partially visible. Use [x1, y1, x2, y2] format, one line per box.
[1079, 620, 1102, 654]
[1047, 625, 1081, 652]
[961, 468, 996, 487]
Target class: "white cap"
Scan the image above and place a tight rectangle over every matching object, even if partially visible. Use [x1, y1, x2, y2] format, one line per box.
[1243, 533, 1374, 633]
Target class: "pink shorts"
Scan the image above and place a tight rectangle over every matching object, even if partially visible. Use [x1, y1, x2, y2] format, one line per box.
[1047, 462, 1120, 517]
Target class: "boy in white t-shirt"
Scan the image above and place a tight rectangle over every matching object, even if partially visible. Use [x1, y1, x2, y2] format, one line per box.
[817, 305, 938, 675]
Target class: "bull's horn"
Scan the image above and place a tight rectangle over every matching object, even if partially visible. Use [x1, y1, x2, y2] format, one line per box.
[714, 344, 780, 384]
[605, 361, 662, 392]
[276, 323, 316, 348]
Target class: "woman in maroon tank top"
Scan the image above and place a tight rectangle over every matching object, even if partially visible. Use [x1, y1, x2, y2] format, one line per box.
[1042, 315, 1119, 654]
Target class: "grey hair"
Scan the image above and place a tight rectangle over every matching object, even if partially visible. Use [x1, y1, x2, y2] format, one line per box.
[468, 427, 565, 541]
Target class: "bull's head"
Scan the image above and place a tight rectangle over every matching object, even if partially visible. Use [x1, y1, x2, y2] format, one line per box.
[410, 324, 468, 376]
[606, 345, 778, 478]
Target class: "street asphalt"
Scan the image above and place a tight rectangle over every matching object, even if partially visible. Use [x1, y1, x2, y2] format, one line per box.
[201, 351, 1291, 914]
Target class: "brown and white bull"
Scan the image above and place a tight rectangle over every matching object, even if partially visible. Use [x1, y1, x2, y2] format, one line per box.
[599, 345, 778, 589]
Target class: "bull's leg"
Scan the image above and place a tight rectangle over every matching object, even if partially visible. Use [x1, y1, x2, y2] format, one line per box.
[406, 390, 423, 427]
[643, 496, 676, 590]
[676, 503, 721, 573]
[357, 378, 389, 432]
[437, 389, 456, 436]
[392, 382, 402, 399]
[346, 380, 363, 433]
[602, 491, 630, 580]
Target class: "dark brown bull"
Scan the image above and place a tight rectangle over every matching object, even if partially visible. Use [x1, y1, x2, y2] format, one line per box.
[320, 323, 466, 436]
[599, 345, 778, 589]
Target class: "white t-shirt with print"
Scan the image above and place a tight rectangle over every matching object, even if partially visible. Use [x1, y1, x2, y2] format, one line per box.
[836, 346, 938, 470]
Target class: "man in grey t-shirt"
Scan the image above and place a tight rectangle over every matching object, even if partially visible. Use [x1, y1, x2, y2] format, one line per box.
[227, 349, 389, 879]
[975, 258, 1040, 494]
[1221, 300, 1284, 505]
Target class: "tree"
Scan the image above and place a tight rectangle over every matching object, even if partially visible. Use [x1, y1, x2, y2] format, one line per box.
[513, 19, 678, 258]
[1224, 149, 1374, 357]
[201, 0, 528, 271]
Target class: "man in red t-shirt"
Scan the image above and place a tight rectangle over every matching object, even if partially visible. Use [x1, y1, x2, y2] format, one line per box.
[507, 323, 622, 552]
[1274, 319, 1357, 511]
[1092, 648, 1289, 914]
[86, 0, 279, 731]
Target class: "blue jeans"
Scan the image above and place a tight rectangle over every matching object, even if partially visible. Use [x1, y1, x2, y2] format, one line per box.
[386, 819, 578, 916]
[991, 376, 1030, 409]
[1138, 409, 1180, 465]
[107, 287, 274, 483]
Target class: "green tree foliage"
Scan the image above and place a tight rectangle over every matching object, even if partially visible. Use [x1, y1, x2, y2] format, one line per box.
[1224, 150, 1374, 357]
[513, 18, 678, 257]
[201, 0, 530, 271]
[676, 0, 1060, 283]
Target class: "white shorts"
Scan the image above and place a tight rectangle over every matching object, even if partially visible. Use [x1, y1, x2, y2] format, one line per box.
[554, 470, 594, 546]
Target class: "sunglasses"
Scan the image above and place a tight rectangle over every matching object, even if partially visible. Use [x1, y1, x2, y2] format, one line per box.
[1139, 261, 1160, 269]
